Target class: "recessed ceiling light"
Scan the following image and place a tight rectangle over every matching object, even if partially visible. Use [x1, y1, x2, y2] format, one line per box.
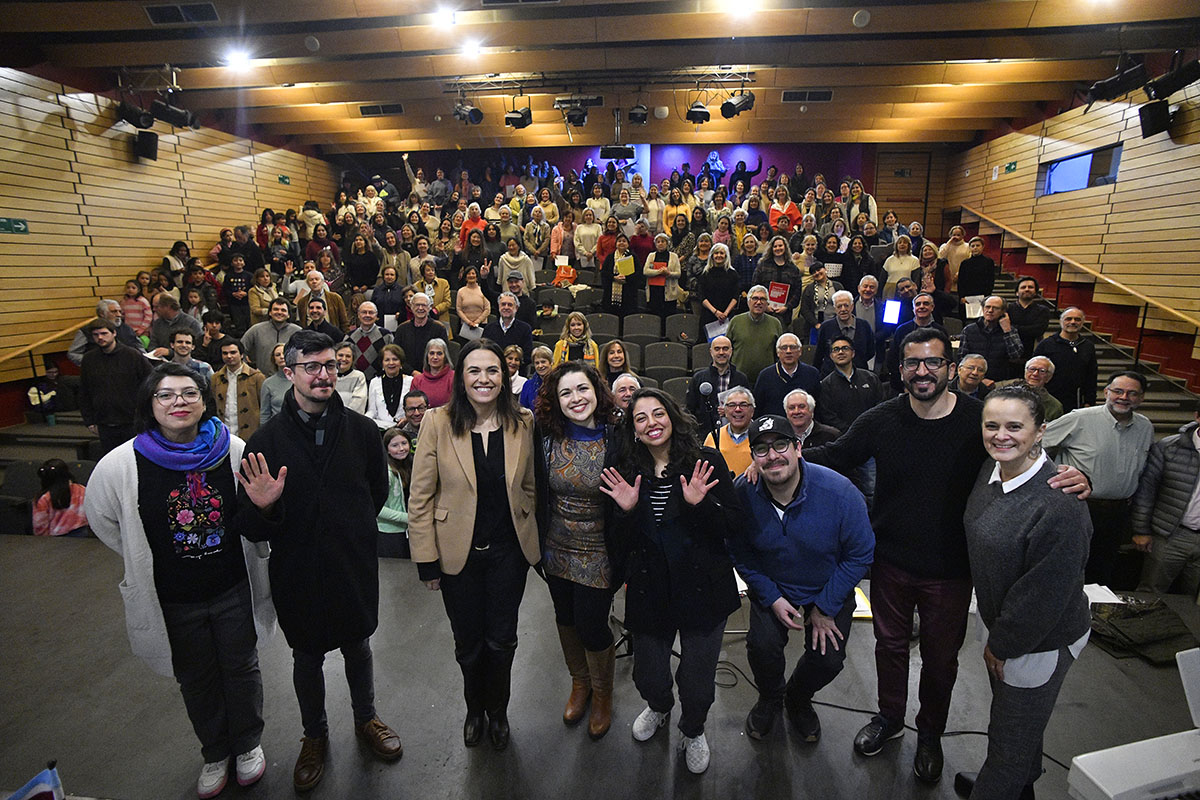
[434, 8, 456, 26]
[462, 40, 481, 57]
[223, 49, 251, 70]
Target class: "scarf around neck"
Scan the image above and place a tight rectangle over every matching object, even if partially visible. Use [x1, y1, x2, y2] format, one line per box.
[134, 417, 231, 472]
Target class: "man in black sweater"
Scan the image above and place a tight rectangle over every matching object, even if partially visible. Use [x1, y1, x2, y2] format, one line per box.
[1007, 276, 1052, 360]
[393, 292, 448, 375]
[804, 326, 1088, 786]
[685, 335, 750, 437]
[817, 335, 883, 433]
[506, 271, 538, 328]
[482, 292, 534, 365]
[885, 293, 944, 392]
[304, 296, 344, 342]
[1034, 306, 1097, 413]
[752, 333, 821, 418]
[79, 319, 153, 455]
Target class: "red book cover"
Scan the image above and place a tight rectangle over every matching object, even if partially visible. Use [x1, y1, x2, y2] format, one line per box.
[768, 281, 790, 305]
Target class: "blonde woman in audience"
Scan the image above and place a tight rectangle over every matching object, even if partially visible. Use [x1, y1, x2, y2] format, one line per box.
[248, 269, 279, 325]
[538, 187, 562, 226]
[505, 345, 527, 395]
[846, 179, 878, 226]
[455, 265, 490, 342]
[643, 183, 665, 234]
[552, 311, 600, 367]
[939, 225, 971, 293]
[574, 208, 603, 271]
[882, 234, 920, 299]
[586, 182, 611, 222]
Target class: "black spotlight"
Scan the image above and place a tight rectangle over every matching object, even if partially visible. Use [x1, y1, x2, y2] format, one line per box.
[721, 91, 755, 119]
[505, 106, 532, 129]
[150, 98, 200, 130]
[117, 100, 154, 129]
[453, 103, 483, 125]
[1139, 99, 1173, 138]
[565, 104, 588, 127]
[1144, 59, 1200, 101]
[1085, 61, 1149, 105]
[686, 101, 710, 124]
[628, 104, 648, 124]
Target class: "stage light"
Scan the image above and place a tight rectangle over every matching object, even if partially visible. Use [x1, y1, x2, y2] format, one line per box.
[505, 106, 532, 129]
[1085, 61, 1148, 105]
[1144, 59, 1200, 101]
[117, 100, 154, 129]
[453, 102, 483, 125]
[150, 98, 200, 130]
[686, 101, 710, 124]
[628, 104, 648, 124]
[223, 49, 251, 70]
[462, 40, 481, 57]
[434, 8, 457, 26]
[721, 91, 755, 119]
[565, 104, 588, 127]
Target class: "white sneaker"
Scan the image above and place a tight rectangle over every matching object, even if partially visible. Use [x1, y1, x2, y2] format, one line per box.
[235, 745, 266, 787]
[197, 760, 228, 799]
[631, 706, 668, 742]
[682, 733, 710, 774]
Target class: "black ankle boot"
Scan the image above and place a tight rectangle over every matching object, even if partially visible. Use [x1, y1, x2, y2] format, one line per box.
[487, 711, 510, 751]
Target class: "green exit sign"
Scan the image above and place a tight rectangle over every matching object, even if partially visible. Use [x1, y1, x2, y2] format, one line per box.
[893, 168, 912, 177]
[0, 217, 29, 234]
[278, 174, 291, 185]
[1005, 161, 1017, 173]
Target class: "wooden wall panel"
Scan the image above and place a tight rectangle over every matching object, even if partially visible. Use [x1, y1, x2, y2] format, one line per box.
[943, 84, 1200, 354]
[0, 67, 340, 383]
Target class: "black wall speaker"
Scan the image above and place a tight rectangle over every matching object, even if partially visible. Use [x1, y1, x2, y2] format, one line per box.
[1139, 100, 1172, 139]
[134, 130, 159, 160]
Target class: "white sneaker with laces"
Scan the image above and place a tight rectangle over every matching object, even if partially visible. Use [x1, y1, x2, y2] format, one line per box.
[197, 759, 228, 799]
[235, 745, 266, 787]
[682, 733, 710, 774]
[631, 706, 668, 742]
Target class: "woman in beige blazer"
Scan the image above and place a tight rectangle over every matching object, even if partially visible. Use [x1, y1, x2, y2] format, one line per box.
[408, 338, 539, 753]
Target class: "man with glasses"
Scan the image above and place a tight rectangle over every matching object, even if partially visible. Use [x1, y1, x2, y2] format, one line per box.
[686, 335, 750, 437]
[399, 390, 430, 445]
[394, 293, 448, 376]
[752, 333, 821, 419]
[813, 291, 874, 377]
[730, 415, 874, 743]
[993, 356, 1063, 421]
[804, 327, 1088, 785]
[1044, 370, 1154, 584]
[949, 353, 989, 400]
[818, 336, 883, 434]
[958, 295, 1022, 383]
[1034, 306, 1097, 413]
[702, 386, 756, 477]
[235, 330, 401, 792]
[728, 284, 784, 383]
[886, 292, 944, 393]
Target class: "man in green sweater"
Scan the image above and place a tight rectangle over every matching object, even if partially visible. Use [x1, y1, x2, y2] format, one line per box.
[728, 284, 783, 383]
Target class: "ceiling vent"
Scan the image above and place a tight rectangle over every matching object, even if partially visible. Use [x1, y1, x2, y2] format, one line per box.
[553, 96, 604, 109]
[782, 89, 833, 103]
[145, 3, 219, 25]
[360, 103, 404, 117]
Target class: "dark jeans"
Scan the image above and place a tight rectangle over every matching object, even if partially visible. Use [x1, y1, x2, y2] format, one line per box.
[440, 534, 529, 714]
[647, 285, 669, 333]
[973, 646, 1076, 799]
[746, 593, 854, 706]
[632, 619, 725, 738]
[546, 574, 614, 652]
[871, 559, 972, 736]
[97, 423, 135, 456]
[1086, 498, 1132, 586]
[161, 580, 263, 762]
[292, 637, 376, 739]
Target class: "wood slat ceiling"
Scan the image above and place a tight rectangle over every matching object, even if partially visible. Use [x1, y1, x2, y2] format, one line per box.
[4, 0, 1199, 153]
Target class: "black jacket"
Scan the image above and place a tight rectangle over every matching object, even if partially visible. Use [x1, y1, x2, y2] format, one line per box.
[79, 344, 153, 427]
[482, 318, 535, 364]
[818, 367, 884, 433]
[685, 364, 751, 436]
[619, 447, 742, 635]
[813, 317, 874, 376]
[1034, 334, 1098, 412]
[236, 390, 388, 653]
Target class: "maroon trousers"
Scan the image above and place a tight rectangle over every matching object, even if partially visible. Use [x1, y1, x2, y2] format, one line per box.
[870, 559, 972, 735]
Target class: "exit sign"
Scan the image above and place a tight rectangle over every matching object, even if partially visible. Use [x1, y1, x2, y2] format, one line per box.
[893, 168, 912, 177]
[278, 174, 291, 185]
[0, 217, 29, 234]
[1005, 161, 1017, 173]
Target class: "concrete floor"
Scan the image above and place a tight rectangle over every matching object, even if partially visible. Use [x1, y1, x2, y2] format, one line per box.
[1, 535, 1195, 800]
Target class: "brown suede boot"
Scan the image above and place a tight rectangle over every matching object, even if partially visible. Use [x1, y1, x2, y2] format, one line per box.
[586, 645, 616, 740]
[557, 624, 591, 725]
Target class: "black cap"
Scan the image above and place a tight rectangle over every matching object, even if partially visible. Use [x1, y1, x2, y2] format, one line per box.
[748, 415, 799, 446]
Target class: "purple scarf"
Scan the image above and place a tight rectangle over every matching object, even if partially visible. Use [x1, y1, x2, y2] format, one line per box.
[133, 417, 231, 472]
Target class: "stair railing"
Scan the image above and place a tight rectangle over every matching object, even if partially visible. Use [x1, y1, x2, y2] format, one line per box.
[0, 318, 92, 372]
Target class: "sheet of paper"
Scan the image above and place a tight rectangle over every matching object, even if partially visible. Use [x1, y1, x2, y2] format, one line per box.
[705, 319, 729, 340]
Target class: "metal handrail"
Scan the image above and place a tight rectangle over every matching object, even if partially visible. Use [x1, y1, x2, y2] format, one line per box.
[0, 317, 90, 367]
[958, 204, 1200, 331]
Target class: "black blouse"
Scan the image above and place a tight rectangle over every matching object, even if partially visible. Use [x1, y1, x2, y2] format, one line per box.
[471, 428, 515, 548]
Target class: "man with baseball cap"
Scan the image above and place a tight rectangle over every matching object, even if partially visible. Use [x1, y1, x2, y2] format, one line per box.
[728, 415, 875, 743]
[505, 269, 537, 327]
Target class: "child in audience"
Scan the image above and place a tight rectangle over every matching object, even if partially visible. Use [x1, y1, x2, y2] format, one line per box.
[377, 427, 412, 558]
[32, 459, 89, 537]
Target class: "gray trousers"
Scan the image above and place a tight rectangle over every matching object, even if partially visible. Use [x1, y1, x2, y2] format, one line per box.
[971, 645, 1075, 800]
[292, 638, 376, 739]
[1139, 528, 1200, 596]
[161, 581, 264, 762]
[632, 620, 725, 738]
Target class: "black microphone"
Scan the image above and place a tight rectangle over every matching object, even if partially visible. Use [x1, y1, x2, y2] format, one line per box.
[697, 381, 719, 433]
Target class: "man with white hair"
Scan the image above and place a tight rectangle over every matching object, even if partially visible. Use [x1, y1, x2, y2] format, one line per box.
[68, 298, 143, 364]
[1034, 306, 1097, 413]
[813, 290, 874, 376]
[702, 386, 756, 477]
[854, 274, 888, 369]
[958, 295, 1022, 382]
[611, 373, 642, 411]
[347, 301, 390, 381]
[393, 292, 448, 375]
[784, 389, 840, 447]
[482, 292, 534, 365]
[728, 284, 784, 382]
[993, 356, 1064, 421]
[752, 333, 821, 419]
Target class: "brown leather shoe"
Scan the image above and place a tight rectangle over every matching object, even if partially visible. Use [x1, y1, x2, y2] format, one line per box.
[586, 645, 616, 740]
[293, 736, 327, 792]
[356, 717, 403, 761]
[557, 624, 591, 725]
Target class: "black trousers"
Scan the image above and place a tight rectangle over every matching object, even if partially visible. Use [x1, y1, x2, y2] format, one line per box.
[632, 620, 725, 738]
[1086, 498, 1133, 586]
[546, 574, 614, 652]
[440, 533, 529, 714]
[647, 285, 669, 333]
[292, 637, 376, 739]
[97, 423, 135, 456]
[745, 593, 854, 706]
[161, 580, 263, 762]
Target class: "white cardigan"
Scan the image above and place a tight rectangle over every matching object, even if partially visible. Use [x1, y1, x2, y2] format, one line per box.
[366, 373, 413, 429]
[84, 436, 276, 677]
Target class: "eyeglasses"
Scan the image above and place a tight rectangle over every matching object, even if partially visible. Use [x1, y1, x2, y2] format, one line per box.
[405, 404, 429, 413]
[751, 439, 795, 458]
[1106, 387, 1143, 398]
[901, 357, 948, 373]
[153, 389, 203, 406]
[830, 346, 853, 353]
[293, 360, 338, 376]
[724, 401, 752, 410]
[1025, 366, 1050, 375]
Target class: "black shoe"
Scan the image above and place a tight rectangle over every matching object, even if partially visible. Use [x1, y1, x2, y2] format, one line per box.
[463, 712, 485, 747]
[954, 771, 978, 798]
[745, 698, 781, 740]
[853, 715, 904, 756]
[913, 735, 944, 784]
[488, 712, 510, 751]
[785, 699, 821, 743]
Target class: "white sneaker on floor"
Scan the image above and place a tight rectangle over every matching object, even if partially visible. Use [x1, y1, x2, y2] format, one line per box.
[235, 745, 266, 787]
[681, 733, 710, 774]
[197, 759, 228, 799]
[631, 706, 668, 742]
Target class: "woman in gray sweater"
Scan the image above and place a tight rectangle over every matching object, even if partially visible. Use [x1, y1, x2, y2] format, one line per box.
[962, 384, 1091, 800]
